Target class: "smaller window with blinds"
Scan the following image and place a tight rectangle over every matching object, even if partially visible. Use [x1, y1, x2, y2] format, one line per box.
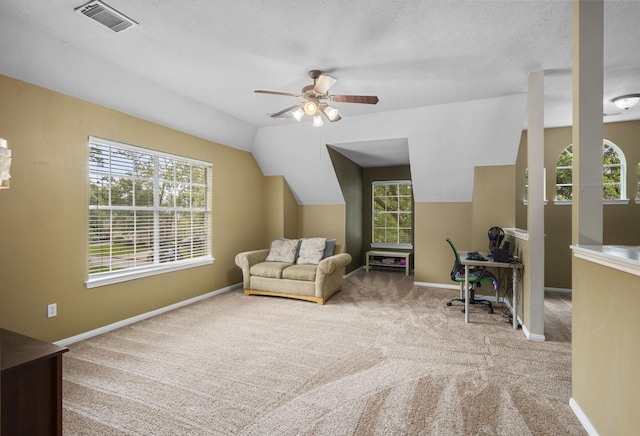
[372, 181, 413, 249]
[87, 137, 213, 287]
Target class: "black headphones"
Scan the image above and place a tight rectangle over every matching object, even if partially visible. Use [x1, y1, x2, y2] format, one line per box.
[488, 227, 505, 251]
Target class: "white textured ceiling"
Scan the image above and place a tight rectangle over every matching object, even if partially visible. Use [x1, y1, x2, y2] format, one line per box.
[1, 0, 640, 154]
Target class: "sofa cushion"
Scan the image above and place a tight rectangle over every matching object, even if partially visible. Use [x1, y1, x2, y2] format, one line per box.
[265, 238, 300, 263]
[296, 237, 326, 265]
[282, 264, 317, 281]
[323, 239, 337, 258]
[250, 262, 293, 279]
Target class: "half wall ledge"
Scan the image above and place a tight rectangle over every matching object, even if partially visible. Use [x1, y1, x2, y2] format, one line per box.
[571, 245, 640, 277]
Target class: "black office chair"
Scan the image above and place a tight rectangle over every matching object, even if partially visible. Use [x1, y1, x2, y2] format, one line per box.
[445, 237, 498, 314]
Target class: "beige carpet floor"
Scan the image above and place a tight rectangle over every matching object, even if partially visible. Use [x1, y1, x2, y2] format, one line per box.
[63, 270, 585, 435]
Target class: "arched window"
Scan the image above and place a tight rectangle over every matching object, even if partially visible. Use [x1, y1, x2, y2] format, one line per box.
[555, 140, 627, 202]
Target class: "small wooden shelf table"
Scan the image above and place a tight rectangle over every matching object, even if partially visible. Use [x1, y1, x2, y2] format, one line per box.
[366, 250, 413, 276]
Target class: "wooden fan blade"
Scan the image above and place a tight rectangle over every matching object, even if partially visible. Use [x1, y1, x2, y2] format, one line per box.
[313, 74, 337, 95]
[255, 90, 303, 98]
[270, 103, 303, 118]
[329, 95, 379, 104]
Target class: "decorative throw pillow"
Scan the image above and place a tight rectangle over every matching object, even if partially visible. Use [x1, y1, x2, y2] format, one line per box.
[296, 237, 327, 265]
[265, 238, 299, 263]
[323, 239, 337, 258]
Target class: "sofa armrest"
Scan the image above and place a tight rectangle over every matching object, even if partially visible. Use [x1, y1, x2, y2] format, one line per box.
[315, 252, 352, 299]
[317, 253, 352, 275]
[235, 249, 269, 289]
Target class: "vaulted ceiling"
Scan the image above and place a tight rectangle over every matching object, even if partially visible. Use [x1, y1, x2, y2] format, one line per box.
[1, 1, 638, 203]
[2, 0, 639, 150]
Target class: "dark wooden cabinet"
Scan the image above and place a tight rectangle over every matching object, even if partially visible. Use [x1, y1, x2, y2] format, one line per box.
[1, 328, 68, 435]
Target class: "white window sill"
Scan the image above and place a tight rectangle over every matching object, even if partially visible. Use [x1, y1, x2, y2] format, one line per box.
[552, 199, 630, 205]
[85, 257, 214, 288]
[371, 243, 414, 250]
[522, 200, 548, 206]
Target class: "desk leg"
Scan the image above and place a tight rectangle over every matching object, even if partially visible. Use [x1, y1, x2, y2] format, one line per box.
[366, 254, 370, 273]
[512, 268, 518, 329]
[464, 264, 470, 323]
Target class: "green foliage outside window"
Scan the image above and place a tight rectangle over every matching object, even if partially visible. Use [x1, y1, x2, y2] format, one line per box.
[555, 142, 625, 201]
[372, 182, 413, 245]
[89, 140, 211, 276]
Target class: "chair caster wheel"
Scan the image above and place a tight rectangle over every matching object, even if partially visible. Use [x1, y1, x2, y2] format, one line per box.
[488, 309, 494, 314]
[446, 302, 452, 306]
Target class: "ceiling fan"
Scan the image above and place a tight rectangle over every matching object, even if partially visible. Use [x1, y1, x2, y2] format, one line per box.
[255, 70, 379, 126]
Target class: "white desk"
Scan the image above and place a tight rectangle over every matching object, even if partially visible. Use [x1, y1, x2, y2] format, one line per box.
[366, 250, 412, 276]
[459, 251, 523, 329]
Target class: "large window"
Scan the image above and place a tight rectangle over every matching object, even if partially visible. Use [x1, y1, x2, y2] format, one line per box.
[555, 140, 627, 203]
[372, 181, 413, 249]
[87, 137, 212, 287]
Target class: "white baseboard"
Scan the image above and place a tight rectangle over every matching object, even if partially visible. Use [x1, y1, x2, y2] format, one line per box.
[521, 322, 545, 342]
[345, 267, 364, 278]
[570, 398, 599, 436]
[545, 287, 573, 293]
[55, 283, 242, 347]
[414, 281, 458, 290]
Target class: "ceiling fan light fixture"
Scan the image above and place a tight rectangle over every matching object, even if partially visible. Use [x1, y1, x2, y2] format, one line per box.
[612, 94, 640, 110]
[324, 105, 340, 121]
[303, 101, 318, 116]
[291, 108, 304, 122]
[312, 115, 324, 127]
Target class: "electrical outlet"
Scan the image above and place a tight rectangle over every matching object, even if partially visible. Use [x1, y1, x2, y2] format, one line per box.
[47, 303, 57, 318]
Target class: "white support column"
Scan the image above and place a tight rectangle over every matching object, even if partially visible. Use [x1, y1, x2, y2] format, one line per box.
[572, 0, 604, 246]
[527, 70, 545, 338]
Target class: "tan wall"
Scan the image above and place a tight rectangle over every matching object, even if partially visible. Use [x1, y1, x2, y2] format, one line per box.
[414, 202, 473, 284]
[263, 176, 299, 246]
[264, 176, 285, 245]
[298, 204, 346, 245]
[472, 165, 516, 251]
[572, 257, 640, 434]
[0, 75, 266, 342]
[283, 179, 299, 240]
[516, 121, 640, 289]
[509, 236, 529, 328]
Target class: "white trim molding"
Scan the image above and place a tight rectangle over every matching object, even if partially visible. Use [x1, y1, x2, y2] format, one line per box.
[571, 245, 640, 277]
[503, 228, 529, 241]
[521, 322, 545, 342]
[85, 257, 214, 288]
[414, 281, 458, 290]
[55, 283, 240, 346]
[570, 398, 599, 436]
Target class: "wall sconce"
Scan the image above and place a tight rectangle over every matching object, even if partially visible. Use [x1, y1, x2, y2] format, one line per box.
[0, 138, 11, 189]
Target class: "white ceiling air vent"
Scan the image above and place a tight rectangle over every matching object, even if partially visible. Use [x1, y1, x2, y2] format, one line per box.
[75, 1, 138, 33]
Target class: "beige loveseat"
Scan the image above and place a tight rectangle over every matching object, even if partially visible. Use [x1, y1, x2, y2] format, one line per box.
[235, 238, 352, 305]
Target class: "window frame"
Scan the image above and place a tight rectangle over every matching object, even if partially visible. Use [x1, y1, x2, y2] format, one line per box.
[636, 163, 640, 204]
[522, 167, 547, 205]
[371, 180, 413, 250]
[86, 137, 213, 288]
[553, 140, 628, 205]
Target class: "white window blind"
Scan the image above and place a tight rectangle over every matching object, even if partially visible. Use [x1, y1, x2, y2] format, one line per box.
[372, 180, 413, 249]
[87, 137, 212, 287]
